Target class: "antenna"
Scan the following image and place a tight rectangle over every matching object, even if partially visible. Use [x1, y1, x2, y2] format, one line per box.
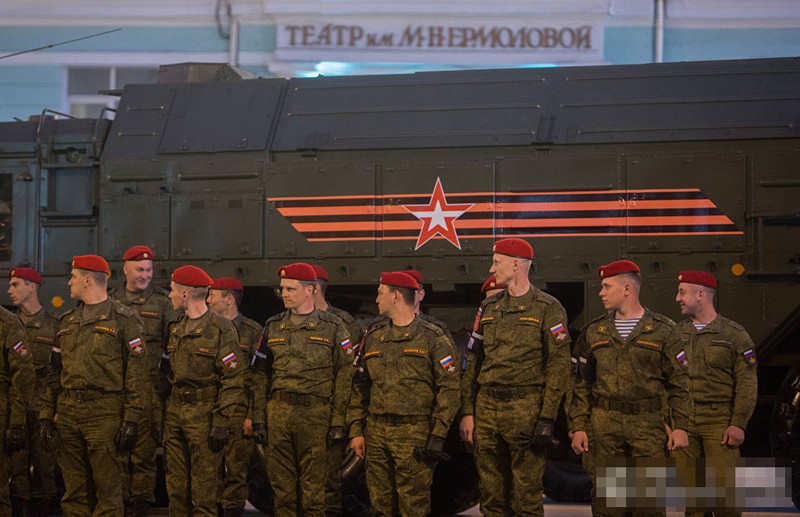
[0, 28, 122, 60]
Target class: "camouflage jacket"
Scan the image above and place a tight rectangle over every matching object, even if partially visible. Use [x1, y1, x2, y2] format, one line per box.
[15, 308, 59, 411]
[461, 286, 572, 421]
[232, 312, 263, 421]
[1, 306, 35, 426]
[677, 315, 757, 429]
[349, 316, 460, 439]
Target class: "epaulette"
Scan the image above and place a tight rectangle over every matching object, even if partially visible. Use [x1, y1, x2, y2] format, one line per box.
[151, 284, 170, 297]
[0, 305, 16, 324]
[531, 286, 557, 306]
[107, 286, 120, 297]
[263, 311, 287, 328]
[111, 300, 136, 318]
[364, 316, 390, 334]
[317, 309, 346, 327]
[417, 317, 446, 338]
[241, 316, 263, 333]
[720, 316, 746, 332]
[327, 305, 355, 324]
[650, 311, 677, 327]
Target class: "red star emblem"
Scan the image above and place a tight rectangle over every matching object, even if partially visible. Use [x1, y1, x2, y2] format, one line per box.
[403, 177, 474, 250]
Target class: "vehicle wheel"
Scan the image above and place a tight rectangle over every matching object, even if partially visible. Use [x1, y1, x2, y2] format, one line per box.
[770, 363, 800, 510]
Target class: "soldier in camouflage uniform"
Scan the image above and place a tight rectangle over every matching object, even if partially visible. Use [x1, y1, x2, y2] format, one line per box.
[1, 304, 35, 517]
[251, 263, 353, 517]
[7, 268, 59, 517]
[570, 260, 692, 517]
[460, 238, 572, 517]
[162, 265, 246, 517]
[110, 245, 176, 517]
[207, 277, 263, 517]
[310, 265, 363, 517]
[673, 270, 757, 517]
[348, 271, 459, 517]
[39, 255, 149, 516]
[459, 274, 506, 445]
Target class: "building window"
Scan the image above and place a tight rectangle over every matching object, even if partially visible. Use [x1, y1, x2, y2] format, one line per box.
[67, 67, 157, 118]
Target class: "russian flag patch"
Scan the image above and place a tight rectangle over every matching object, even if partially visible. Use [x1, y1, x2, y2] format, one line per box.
[676, 350, 689, 370]
[439, 355, 456, 374]
[340, 338, 354, 355]
[12, 341, 28, 357]
[128, 338, 144, 356]
[549, 323, 569, 342]
[222, 352, 238, 369]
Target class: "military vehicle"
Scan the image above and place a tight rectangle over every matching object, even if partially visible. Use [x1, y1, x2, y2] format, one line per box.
[1, 56, 799, 513]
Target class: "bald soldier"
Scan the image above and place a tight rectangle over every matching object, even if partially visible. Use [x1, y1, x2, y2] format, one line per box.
[310, 265, 363, 517]
[348, 272, 460, 517]
[460, 238, 572, 517]
[570, 260, 692, 517]
[1, 302, 35, 517]
[110, 245, 176, 517]
[7, 268, 59, 517]
[39, 255, 149, 516]
[207, 277, 263, 517]
[251, 263, 353, 516]
[162, 266, 246, 517]
[673, 270, 757, 517]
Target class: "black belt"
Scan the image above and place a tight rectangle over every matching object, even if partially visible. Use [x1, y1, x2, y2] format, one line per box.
[371, 414, 429, 426]
[173, 385, 218, 404]
[270, 391, 330, 406]
[483, 385, 541, 401]
[596, 397, 661, 415]
[61, 389, 120, 402]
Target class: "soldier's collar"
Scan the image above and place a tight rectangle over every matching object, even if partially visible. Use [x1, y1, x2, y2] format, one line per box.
[496, 287, 535, 312]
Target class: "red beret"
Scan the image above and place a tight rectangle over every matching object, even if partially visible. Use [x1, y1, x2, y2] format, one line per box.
[493, 238, 534, 260]
[211, 277, 244, 292]
[405, 269, 424, 285]
[72, 255, 111, 277]
[480, 275, 507, 294]
[678, 270, 717, 289]
[311, 265, 329, 282]
[598, 260, 640, 279]
[171, 265, 213, 287]
[123, 245, 155, 261]
[9, 267, 42, 285]
[278, 263, 317, 282]
[380, 271, 420, 290]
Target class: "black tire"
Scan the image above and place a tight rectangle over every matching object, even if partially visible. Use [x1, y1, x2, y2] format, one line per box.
[770, 363, 800, 510]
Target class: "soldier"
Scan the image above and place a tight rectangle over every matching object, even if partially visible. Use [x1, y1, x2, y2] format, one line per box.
[250, 263, 353, 516]
[460, 239, 571, 517]
[7, 268, 59, 517]
[348, 271, 460, 517]
[206, 277, 263, 517]
[162, 265, 246, 517]
[39, 254, 148, 516]
[458, 274, 507, 445]
[1, 304, 35, 517]
[570, 260, 692, 517]
[310, 265, 363, 517]
[110, 244, 175, 517]
[673, 270, 757, 517]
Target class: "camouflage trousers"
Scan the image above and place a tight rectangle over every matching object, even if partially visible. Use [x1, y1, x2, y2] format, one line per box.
[325, 438, 346, 513]
[164, 397, 222, 517]
[591, 406, 666, 517]
[123, 380, 159, 503]
[672, 403, 741, 517]
[1, 392, 12, 517]
[364, 417, 432, 517]
[474, 389, 546, 517]
[56, 392, 126, 517]
[10, 410, 58, 503]
[266, 398, 328, 517]
[219, 426, 254, 512]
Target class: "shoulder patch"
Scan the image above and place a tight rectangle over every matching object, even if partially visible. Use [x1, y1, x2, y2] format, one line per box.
[12, 341, 29, 357]
[439, 354, 457, 374]
[127, 337, 145, 356]
[743, 348, 757, 367]
[340, 338, 354, 355]
[676, 349, 689, 369]
[222, 351, 240, 369]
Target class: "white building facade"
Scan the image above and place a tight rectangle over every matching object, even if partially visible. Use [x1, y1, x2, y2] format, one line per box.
[1, 0, 799, 121]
